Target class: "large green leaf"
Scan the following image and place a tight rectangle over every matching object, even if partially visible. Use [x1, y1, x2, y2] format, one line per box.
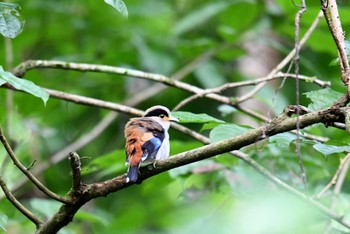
[304, 88, 343, 111]
[313, 143, 350, 157]
[210, 124, 250, 143]
[0, 2, 24, 38]
[0, 66, 49, 105]
[269, 132, 297, 149]
[104, 0, 128, 17]
[172, 111, 225, 124]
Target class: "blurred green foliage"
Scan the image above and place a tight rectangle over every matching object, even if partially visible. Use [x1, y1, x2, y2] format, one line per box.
[1, 0, 350, 233]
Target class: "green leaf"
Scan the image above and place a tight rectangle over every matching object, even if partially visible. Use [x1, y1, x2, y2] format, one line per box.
[313, 143, 350, 157]
[304, 88, 343, 111]
[172, 111, 225, 124]
[0, 2, 24, 38]
[269, 132, 297, 149]
[201, 122, 223, 131]
[210, 124, 250, 143]
[0, 66, 49, 105]
[104, 0, 128, 17]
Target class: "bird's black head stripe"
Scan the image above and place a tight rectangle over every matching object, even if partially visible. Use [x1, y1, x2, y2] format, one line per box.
[144, 108, 169, 117]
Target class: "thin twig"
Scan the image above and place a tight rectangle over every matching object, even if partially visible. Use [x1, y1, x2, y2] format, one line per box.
[314, 154, 350, 199]
[0, 175, 43, 228]
[45, 88, 143, 116]
[236, 10, 323, 104]
[324, 153, 350, 233]
[0, 126, 71, 204]
[173, 73, 329, 111]
[11, 60, 266, 120]
[233, 151, 349, 229]
[294, 0, 308, 191]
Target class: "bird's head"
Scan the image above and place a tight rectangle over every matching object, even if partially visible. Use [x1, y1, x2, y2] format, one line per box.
[143, 105, 179, 130]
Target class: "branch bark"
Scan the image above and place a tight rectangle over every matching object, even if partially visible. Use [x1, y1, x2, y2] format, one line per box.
[321, 0, 350, 90]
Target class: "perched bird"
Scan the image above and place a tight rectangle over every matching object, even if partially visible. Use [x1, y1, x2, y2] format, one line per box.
[124, 105, 179, 183]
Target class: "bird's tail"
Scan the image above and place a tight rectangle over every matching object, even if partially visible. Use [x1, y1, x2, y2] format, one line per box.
[126, 166, 139, 183]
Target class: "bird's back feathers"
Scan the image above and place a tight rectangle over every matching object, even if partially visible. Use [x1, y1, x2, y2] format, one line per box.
[124, 117, 166, 182]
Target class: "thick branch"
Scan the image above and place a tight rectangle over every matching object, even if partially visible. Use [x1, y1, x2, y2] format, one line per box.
[36, 102, 350, 233]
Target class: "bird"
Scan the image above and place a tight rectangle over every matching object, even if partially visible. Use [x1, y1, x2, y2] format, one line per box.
[124, 105, 179, 183]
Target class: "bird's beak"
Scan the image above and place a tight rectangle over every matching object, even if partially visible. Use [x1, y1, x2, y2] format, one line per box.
[169, 116, 179, 122]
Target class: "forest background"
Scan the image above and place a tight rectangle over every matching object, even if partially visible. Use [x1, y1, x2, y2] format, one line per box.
[1, 0, 350, 233]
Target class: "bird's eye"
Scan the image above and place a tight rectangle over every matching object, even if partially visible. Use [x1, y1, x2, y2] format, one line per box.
[159, 114, 166, 119]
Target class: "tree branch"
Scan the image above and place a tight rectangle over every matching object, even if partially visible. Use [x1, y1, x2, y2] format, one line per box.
[11, 60, 266, 120]
[321, 0, 350, 89]
[35, 100, 350, 233]
[0, 51, 209, 201]
[0, 175, 43, 228]
[0, 126, 71, 204]
[173, 73, 329, 111]
[294, 0, 308, 191]
[233, 151, 350, 230]
[314, 154, 350, 199]
[236, 10, 323, 104]
[68, 152, 82, 192]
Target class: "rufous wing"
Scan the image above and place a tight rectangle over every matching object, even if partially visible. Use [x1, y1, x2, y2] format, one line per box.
[124, 118, 165, 182]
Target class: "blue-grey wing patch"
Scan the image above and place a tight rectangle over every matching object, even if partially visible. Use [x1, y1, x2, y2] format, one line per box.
[142, 136, 163, 161]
